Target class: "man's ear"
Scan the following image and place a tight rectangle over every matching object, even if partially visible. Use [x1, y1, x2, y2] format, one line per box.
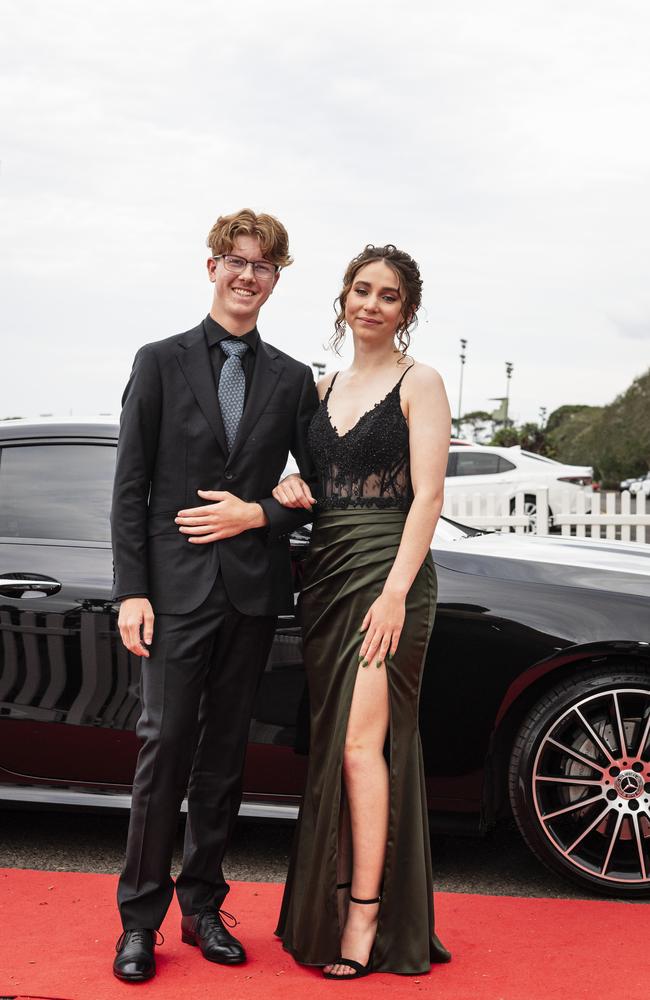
[206, 256, 217, 282]
[270, 269, 281, 293]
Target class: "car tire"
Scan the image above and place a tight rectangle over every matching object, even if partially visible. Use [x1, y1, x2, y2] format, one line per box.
[509, 666, 650, 898]
[509, 494, 551, 533]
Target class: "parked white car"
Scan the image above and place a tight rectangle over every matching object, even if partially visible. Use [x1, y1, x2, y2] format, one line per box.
[629, 473, 650, 496]
[444, 444, 593, 529]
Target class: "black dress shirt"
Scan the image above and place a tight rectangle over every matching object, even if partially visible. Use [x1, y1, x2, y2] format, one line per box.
[203, 314, 259, 403]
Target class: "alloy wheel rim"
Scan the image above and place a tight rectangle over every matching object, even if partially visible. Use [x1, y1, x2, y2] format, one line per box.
[523, 500, 537, 533]
[532, 687, 650, 885]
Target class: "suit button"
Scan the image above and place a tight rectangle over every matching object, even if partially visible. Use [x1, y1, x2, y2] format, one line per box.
[224, 471, 234, 481]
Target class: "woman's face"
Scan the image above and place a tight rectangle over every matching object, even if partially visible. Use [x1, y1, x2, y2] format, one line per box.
[344, 260, 405, 342]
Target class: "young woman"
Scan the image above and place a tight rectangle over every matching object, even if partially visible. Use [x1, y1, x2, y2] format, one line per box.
[274, 245, 452, 979]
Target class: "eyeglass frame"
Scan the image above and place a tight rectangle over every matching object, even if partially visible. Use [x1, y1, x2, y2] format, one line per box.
[211, 254, 280, 279]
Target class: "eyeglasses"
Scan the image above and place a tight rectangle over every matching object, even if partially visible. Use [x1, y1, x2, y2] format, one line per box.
[212, 254, 278, 279]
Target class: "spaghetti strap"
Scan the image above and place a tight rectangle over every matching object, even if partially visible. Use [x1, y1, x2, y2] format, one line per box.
[323, 372, 339, 402]
[396, 362, 415, 387]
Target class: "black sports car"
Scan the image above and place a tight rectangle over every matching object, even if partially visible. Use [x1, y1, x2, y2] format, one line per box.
[1, 420, 649, 898]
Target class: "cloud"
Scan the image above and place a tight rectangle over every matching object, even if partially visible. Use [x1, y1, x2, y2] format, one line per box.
[611, 318, 650, 340]
[1, 0, 650, 423]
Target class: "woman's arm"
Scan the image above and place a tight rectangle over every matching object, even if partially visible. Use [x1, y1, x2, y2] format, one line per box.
[359, 364, 451, 666]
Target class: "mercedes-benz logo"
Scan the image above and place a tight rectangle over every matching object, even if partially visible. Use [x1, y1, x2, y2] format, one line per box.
[615, 770, 643, 800]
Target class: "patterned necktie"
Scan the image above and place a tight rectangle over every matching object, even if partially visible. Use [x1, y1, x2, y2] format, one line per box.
[218, 338, 249, 451]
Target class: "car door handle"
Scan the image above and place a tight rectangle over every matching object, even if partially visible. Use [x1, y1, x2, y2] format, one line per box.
[0, 574, 62, 597]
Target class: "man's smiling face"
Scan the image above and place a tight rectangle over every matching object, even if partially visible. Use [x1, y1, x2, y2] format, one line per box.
[207, 234, 280, 333]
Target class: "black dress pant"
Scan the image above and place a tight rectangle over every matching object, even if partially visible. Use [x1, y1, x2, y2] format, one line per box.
[117, 574, 276, 930]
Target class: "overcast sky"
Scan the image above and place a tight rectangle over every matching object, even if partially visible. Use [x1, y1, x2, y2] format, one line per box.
[2, 1, 649, 426]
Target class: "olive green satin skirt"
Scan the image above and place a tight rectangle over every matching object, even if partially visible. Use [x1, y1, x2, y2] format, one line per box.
[276, 508, 446, 975]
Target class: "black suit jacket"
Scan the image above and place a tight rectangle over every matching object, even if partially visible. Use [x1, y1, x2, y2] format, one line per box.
[111, 320, 319, 616]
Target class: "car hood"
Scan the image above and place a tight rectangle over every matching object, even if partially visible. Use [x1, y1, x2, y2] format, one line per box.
[432, 531, 650, 599]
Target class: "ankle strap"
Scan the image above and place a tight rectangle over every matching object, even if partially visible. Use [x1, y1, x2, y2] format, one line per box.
[336, 881, 351, 890]
[350, 894, 381, 905]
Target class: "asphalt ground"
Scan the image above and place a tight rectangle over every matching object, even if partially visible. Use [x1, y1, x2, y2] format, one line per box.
[0, 807, 637, 903]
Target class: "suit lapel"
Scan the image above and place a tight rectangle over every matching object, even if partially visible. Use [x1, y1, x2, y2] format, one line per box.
[176, 325, 228, 456]
[229, 340, 283, 462]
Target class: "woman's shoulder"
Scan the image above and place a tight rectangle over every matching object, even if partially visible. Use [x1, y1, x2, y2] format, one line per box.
[316, 370, 339, 400]
[401, 359, 445, 393]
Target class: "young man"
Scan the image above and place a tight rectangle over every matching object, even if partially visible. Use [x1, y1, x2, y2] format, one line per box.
[111, 209, 318, 982]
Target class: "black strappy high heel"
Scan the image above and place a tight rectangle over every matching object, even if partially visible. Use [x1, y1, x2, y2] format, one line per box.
[323, 894, 380, 981]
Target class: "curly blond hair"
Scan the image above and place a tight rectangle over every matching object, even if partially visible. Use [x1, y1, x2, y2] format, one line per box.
[206, 208, 293, 268]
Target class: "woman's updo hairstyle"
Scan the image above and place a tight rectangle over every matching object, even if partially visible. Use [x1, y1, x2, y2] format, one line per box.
[331, 244, 423, 355]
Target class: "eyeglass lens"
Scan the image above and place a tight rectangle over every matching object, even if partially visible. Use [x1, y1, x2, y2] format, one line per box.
[224, 255, 276, 278]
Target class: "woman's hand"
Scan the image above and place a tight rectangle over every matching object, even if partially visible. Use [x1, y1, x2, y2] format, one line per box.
[359, 589, 406, 667]
[272, 474, 316, 510]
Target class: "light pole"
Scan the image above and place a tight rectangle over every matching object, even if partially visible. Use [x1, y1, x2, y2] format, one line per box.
[456, 339, 467, 437]
[504, 361, 514, 427]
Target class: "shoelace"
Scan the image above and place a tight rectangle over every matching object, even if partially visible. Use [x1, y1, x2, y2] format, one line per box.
[115, 928, 164, 952]
[198, 908, 239, 931]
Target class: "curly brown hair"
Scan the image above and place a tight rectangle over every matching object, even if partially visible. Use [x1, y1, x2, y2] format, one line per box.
[206, 208, 293, 268]
[331, 244, 423, 354]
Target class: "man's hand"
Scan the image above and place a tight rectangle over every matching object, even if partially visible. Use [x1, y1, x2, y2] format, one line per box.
[176, 490, 268, 544]
[118, 597, 155, 658]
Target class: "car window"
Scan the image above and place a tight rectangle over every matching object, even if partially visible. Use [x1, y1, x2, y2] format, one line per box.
[445, 453, 456, 476]
[0, 443, 116, 542]
[454, 451, 501, 476]
[498, 457, 516, 472]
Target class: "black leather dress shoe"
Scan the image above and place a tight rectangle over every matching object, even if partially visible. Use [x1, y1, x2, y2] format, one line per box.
[181, 908, 246, 964]
[113, 928, 157, 982]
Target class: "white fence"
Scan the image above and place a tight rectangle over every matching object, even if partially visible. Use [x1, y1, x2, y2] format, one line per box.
[442, 489, 650, 543]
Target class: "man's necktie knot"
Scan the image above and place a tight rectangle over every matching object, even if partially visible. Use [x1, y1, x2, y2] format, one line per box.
[218, 339, 249, 451]
[220, 339, 249, 362]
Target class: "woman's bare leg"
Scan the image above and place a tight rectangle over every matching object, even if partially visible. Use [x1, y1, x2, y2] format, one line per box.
[337, 792, 352, 930]
[325, 663, 389, 977]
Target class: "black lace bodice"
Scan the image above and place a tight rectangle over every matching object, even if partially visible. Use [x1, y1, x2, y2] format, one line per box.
[308, 367, 414, 511]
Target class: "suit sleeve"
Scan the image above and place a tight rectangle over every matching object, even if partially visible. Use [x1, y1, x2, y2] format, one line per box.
[258, 365, 319, 540]
[110, 346, 162, 601]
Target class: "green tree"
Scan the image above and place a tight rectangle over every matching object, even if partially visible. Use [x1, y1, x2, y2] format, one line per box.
[517, 422, 547, 453]
[545, 404, 594, 435]
[490, 426, 520, 447]
[459, 410, 492, 441]
[545, 368, 650, 486]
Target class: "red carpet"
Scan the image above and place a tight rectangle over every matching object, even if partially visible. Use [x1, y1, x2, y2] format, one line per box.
[0, 868, 647, 1000]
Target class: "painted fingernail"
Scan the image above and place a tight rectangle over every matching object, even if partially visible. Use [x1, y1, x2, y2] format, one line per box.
[361, 660, 369, 668]
[387, 652, 393, 660]
[358, 652, 364, 660]
[376, 660, 382, 669]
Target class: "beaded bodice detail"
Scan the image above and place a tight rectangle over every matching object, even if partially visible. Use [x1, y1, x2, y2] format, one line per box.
[308, 368, 414, 511]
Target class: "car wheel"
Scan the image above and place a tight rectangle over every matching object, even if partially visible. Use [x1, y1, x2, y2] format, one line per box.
[509, 666, 650, 897]
[509, 494, 550, 533]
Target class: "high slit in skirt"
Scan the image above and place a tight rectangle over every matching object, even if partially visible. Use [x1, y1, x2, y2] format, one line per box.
[275, 508, 449, 975]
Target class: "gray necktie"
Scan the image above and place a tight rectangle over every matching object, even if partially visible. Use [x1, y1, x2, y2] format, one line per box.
[218, 338, 249, 451]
